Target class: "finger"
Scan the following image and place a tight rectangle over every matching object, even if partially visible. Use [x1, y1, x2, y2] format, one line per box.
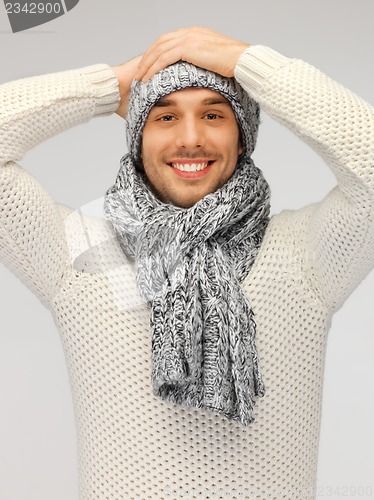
[140, 29, 186, 62]
[151, 27, 187, 45]
[136, 27, 213, 78]
[137, 26, 216, 74]
[137, 32, 186, 73]
[139, 46, 186, 82]
[135, 37, 186, 80]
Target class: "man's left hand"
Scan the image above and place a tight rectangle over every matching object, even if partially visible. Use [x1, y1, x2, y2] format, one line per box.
[135, 27, 250, 82]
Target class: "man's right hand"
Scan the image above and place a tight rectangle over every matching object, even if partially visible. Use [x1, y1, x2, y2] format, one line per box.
[112, 55, 142, 119]
[135, 27, 249, 83]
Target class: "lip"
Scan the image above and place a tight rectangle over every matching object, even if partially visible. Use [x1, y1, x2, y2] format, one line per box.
[168, 160, 214, 179]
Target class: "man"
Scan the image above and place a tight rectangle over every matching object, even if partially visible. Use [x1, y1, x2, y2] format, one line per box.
[0, 27, 373, 499]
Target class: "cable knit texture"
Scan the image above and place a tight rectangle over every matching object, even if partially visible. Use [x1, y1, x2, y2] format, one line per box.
[1, 48, 373, 499]
[105, 153, 270, 426]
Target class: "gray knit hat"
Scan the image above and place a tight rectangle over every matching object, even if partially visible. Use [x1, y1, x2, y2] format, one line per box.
[125, 61, 260, 165]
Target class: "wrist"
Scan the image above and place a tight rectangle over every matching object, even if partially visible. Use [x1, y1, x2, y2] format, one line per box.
[80, 64, 121, 116]
[112, 56, 143, 118]
[228, 43, 251, 77]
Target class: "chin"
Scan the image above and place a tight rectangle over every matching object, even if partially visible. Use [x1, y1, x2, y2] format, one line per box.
[153, 182, 219, 209]
[166, 197, 198, 209]
[174, 190, 213, 208]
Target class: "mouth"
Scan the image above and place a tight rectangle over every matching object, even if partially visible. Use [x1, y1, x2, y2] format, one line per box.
[167, 160, 215, 178]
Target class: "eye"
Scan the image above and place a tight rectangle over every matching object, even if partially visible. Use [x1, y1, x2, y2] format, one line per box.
[159, 115, 175, 121]
[205, 113, 219, 120]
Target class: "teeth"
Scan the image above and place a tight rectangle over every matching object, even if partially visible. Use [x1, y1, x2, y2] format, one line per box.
[171, 162, 209, 172]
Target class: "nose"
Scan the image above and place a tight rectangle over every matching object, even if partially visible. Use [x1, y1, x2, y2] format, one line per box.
[174, 117, 205, 150]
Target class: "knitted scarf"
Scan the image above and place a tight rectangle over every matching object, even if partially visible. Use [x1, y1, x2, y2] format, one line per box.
[105, 153, 270, 425]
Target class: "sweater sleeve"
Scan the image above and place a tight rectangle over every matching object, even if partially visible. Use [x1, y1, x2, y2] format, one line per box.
[235, 46, 374, 311]
[0, 65, 120, 307]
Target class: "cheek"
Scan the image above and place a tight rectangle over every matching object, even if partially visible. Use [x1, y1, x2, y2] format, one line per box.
[224, 135, 242, 162]
[212, 124, 241, 154]
[140, 143, 169, 194]
[141, 134, 158, 171]
[141, 148, 156, 182]
[141, 130, 170, 165]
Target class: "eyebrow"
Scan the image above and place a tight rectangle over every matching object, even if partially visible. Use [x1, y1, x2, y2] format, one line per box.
[153, 95, 230, 107]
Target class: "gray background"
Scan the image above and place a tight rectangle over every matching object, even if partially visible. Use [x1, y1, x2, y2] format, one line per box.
[0, 0, 373, 498]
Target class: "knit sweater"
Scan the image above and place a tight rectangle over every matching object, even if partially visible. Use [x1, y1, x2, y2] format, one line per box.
[0, 46, 373, 499]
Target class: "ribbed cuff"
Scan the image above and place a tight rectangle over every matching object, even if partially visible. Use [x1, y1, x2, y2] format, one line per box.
[79, 64, 120, 116]
[234, 45, 291, 96]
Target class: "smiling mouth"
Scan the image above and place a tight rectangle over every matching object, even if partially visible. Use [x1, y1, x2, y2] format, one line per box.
[168, 161, 214, 172]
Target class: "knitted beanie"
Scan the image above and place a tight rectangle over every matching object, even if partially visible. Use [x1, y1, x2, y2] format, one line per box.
[125, 61, 260, 165]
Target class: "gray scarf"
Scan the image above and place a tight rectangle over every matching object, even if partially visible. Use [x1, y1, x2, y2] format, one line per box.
[105, 61, 270, 425]
[105, 152, 270, 425]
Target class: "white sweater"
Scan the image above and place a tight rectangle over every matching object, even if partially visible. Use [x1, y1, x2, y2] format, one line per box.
[0, 46, 373, 499]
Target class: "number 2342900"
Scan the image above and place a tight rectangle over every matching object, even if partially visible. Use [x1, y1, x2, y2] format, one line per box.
[5, 3, 62, 14]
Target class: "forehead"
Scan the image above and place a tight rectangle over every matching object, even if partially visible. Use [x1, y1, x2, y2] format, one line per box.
[152, 87, 231, 108]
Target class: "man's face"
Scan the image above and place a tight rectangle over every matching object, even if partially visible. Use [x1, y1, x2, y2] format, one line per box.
[141, 87, 243, 208]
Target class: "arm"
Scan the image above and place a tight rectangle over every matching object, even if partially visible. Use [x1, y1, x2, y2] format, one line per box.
[136, 27, 374, 311]
[234, 46, 374, 311]
[0, 65, 120, 306]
